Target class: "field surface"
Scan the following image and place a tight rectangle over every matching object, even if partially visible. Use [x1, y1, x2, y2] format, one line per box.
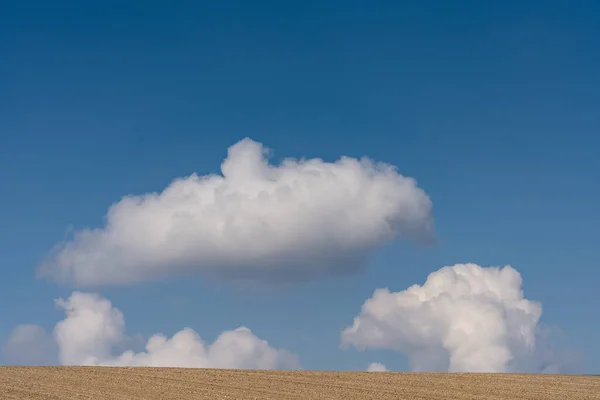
[0, 367, 599, 400]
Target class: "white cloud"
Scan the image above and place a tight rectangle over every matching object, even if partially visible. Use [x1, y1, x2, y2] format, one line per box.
[51, 291, 300, 369]
[53, 292, 126, 365]
[38, 138, 434, 287]
[4, 292, 299, 369]
[366, 362, 388, 372]
[342, 263, 548, 373]
[2, 324, 57, 366]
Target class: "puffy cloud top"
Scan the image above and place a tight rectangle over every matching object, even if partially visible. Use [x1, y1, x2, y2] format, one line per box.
[39, 138, 434, 287]
[52, 292, 299, 369]
[341, 263, 543, 372]
[54, 292, 126, 365]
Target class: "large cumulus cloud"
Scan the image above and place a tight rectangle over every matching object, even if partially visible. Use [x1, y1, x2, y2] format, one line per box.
[342, 263, 550, 373]
[6, 292, 299, 370]
[38, 138, 434, 287]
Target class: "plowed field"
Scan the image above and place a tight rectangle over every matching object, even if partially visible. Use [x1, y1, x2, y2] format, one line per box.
[0, 367, 598, 399]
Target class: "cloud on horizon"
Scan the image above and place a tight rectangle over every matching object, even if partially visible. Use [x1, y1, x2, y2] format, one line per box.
[366, 362, 388, 372]
[4, 269, 577, 373]
[5, 292, 299, 370]
[342, 263, 571, 373]
[2, 324, 57, 366]
[37, 138, 434, 287]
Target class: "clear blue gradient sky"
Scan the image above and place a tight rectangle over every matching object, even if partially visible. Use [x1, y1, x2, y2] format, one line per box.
[1, 1, 599, 372]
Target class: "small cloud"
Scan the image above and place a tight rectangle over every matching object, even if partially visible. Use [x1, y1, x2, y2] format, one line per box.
[366, 362, 388, 372]
[3, 324, 57, 366]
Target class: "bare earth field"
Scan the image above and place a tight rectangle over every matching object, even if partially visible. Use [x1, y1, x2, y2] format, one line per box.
[0, 367, 598, 400]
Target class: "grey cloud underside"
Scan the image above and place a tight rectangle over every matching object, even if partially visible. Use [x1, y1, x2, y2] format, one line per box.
[37, 137, 434, 287]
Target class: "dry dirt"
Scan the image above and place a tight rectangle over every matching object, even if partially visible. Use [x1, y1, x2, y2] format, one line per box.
[0, 367, 598, 400]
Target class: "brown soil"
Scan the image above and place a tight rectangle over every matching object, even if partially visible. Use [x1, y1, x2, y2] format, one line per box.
[0, 367, 598, 399]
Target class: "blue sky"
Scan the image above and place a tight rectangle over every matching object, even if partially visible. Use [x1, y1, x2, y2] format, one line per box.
[1, 1, 599, 372]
